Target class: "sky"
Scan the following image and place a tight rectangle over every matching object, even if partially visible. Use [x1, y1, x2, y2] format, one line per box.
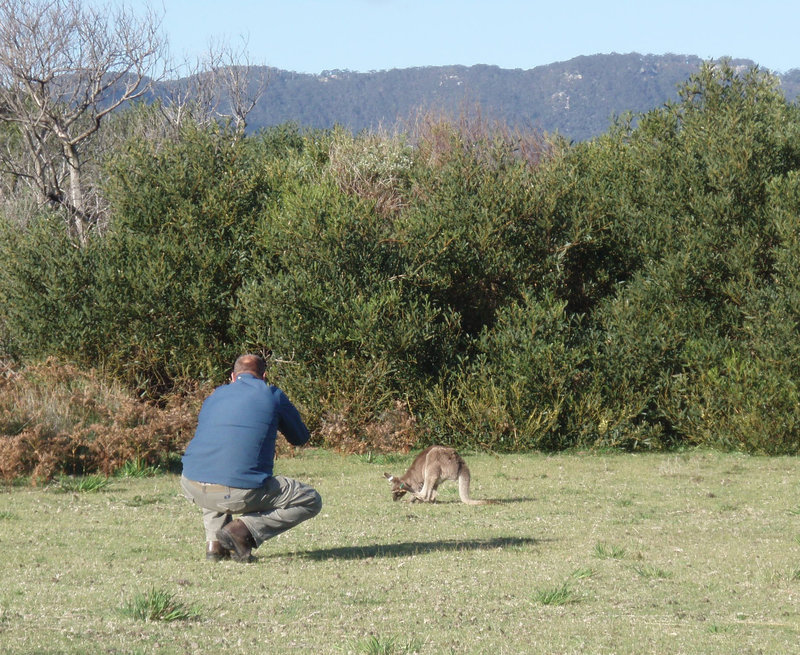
[157, 0, 800, 75]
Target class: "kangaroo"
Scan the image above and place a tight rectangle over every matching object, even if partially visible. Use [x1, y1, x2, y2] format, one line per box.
[383, 445, 493, 505]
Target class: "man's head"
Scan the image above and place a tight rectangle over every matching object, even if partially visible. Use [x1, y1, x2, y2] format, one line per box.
[231, 354, 267, 381]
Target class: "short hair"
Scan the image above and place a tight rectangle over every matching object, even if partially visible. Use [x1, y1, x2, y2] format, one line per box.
[232, 354, 267, 379]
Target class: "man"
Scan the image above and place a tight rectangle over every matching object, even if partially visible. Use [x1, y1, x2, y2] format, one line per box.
[181, 354, 322, 562]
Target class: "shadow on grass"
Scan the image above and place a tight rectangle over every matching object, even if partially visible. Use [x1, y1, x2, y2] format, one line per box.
[382, 496, 536, 505]
[284, 536, 545, 561]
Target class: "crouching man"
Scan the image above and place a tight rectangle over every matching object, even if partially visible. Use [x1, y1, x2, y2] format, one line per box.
[181, 354, 321, 562]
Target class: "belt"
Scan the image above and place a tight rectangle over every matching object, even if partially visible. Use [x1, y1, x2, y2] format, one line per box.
[186, 479, 230, 492]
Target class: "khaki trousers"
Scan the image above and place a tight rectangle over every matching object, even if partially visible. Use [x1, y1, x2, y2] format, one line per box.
[181, 475, 322, 546]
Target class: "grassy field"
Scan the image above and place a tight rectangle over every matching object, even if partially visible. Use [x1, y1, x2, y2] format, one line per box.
[1, 449, 798, 654]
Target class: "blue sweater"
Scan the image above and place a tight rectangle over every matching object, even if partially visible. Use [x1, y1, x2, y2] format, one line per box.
[181, 374, 310, 488]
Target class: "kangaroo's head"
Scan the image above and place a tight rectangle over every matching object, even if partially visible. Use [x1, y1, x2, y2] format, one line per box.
[383, 472, 409, 501]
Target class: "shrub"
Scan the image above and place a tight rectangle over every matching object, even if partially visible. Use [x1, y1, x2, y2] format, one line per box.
[87, 123, 282, 392]
[233, 157, 463, 439]
[0, 212, 96, 362]
[422, 290, 588, 451]
[327, 126, 414, 217]
[236, 120, 555, 447]
[581, 62, 800, 452]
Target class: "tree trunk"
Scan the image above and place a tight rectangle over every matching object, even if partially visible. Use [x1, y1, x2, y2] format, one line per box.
[65, 142, 87, 243]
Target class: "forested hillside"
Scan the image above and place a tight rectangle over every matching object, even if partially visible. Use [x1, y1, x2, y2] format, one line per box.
[3, 60, 800, 480]
[165, 53, 800, 141]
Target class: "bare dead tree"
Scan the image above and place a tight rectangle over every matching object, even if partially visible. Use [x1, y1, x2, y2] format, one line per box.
[0, 0, 166, 242]
[158, 37, 268, 137]
[158, 56, 221, 132]
[209, 37, 270, 135]
[163, 40, 269, 136]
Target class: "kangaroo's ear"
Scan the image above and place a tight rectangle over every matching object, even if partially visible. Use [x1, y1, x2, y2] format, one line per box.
[384, 473, 394, 481]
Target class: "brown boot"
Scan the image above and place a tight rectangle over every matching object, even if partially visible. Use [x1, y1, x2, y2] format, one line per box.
[205, 540, 230, 562]
[216, 519, 256, 562]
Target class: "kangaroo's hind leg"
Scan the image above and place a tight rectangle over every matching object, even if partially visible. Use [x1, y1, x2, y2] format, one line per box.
[419, 465, 446, 502]
[417, 468, 438, 502]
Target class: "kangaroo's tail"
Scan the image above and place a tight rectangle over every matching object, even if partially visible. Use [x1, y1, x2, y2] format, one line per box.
[457, 465, 493, 505]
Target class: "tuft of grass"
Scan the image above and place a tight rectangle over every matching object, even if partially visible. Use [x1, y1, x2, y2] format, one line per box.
[0, 601, 14, 625]
[121, 587, 199, 622]
[594, 542, 626, 559]
[569, 566, 596, 580]
[347, 635, 424, 655]
[52, 474, 110, 493]
[532, 582, 580, 606]
[0, 510, 17, 520]
[790, 568, 800, 581]
[115, 457, 159, 478]
[632, 563, 673, 579]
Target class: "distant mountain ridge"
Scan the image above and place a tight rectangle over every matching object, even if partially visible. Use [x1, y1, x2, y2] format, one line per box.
[194, 53, 800, 141]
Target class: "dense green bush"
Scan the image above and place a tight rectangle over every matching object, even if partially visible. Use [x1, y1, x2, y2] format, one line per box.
[92, 123, 275, 390]
[2, 61, 800, 456]
[234, 130, 464, 436]
[576, 62, 800, 452]
[1, 123, 287, 393]
[423, 289, 589, 451]
[0, 212, 95, 361]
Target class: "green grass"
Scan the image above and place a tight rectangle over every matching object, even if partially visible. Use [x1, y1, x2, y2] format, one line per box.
[345, 634, 425, 655]
[632, 563, 673, 579]
[115, 457, 161, 478]
[1, 449, 799, 654]
[532, 581, 580, 605]
[569, 566, 596, 580]
[121, 587, 200, 622]
[354, 452, 410, 466]
[51, 473, 111, 493]
[593, 541, 626, 559]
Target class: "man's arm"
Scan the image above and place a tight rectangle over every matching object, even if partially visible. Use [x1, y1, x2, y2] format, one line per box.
[276, 392, 311, 446]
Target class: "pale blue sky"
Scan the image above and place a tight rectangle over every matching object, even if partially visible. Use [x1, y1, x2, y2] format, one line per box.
[158, 0, 800, 74]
